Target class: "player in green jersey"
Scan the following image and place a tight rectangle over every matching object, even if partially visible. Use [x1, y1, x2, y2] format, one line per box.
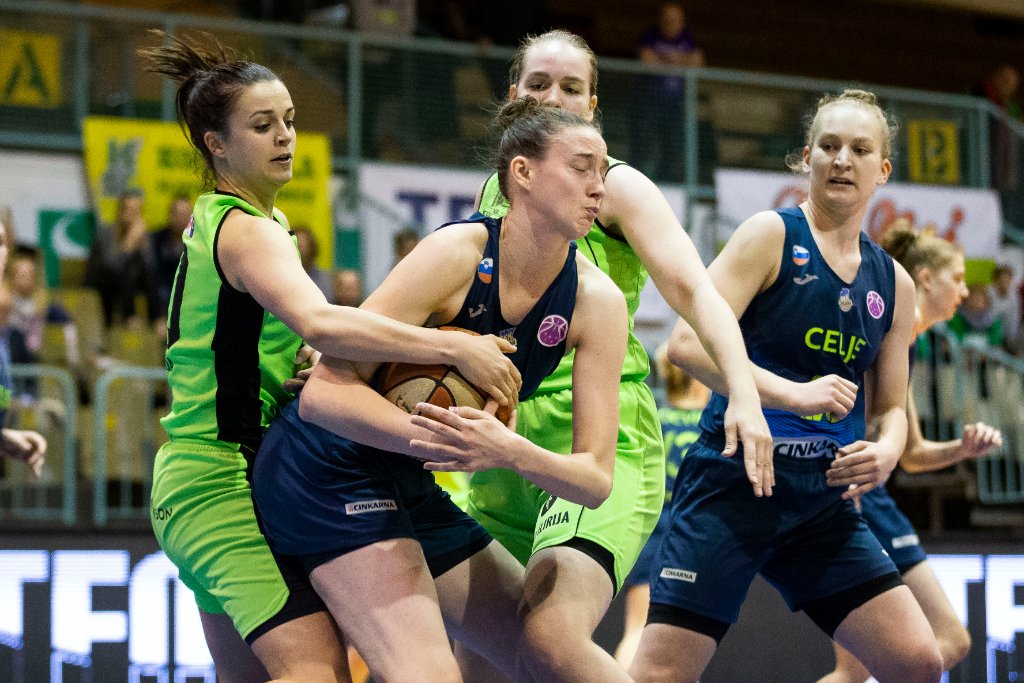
[140, 31, 521, 682]
[449, 29, 772, 681]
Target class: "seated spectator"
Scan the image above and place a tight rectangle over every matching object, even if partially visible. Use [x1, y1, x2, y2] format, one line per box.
[293, 226, 333, 301]
[0, 232, 46, 479]
[5, 247, 80, 371]
[84, 189, 159, 328]
[948, 283, 1003, 348]
[989, 264, 1020, 354]
[332, 268, 364, 307]
[151, 194, 191, 318]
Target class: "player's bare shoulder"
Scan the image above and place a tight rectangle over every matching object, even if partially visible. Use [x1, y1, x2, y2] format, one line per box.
[567, 253, 628, 347]
[412, 219, 490, 270]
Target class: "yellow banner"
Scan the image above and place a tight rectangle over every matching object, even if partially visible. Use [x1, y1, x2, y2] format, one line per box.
[0, 29, 62, 108]
[907, 120, 960, 185]
[81, 116, 334, 267]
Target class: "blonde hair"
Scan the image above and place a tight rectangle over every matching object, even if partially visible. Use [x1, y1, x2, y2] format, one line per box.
[509, 29, 599, 98]
[880, 219, 960, 283]
[787, 89, 897, 170]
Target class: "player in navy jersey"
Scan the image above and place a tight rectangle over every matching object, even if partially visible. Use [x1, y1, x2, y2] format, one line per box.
[614, 343, 709, 667]
[252, 98, 630, 681]
[821, 222, 1002, 682]
[629, 90, 944, 683]
[0, 218, 46, 478]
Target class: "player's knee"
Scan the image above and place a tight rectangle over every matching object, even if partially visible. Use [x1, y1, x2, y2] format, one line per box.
[891, 641, 943, 683]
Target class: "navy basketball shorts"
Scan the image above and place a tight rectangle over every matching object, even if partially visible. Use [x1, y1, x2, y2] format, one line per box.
[252, 401, 492, 577]
[859, 485, 927, 574]
[623, 506, 670, 588]
[649, 438, 898, 625]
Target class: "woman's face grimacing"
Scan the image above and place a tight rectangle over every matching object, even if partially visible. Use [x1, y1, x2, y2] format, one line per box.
[803, 102, 892, 208]
[205, 79, 296, 192]
[510, 40, 597, 121]
[516, 125, 608, 240]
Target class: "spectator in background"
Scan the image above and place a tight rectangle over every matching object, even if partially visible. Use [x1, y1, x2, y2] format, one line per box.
[332, 268, 364, 307]
[0, 221, 46, 479]
[84, 189, 159, 328]
[5, 247, 80, 373]
[392, 227, 420, 267]
[989, 264, 1020, 354]
[151, 194, 190, 318]
[633, 2, 704, 182]
[293, 226, 333, 301]
[975, 65, 1023, 225]
[948, 283, 1003, 348]
[0, 205, 15, 249]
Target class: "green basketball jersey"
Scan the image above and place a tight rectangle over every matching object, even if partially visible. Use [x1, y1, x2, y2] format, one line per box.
[160, 192, 302, 451]
[477, 161, 650, 392]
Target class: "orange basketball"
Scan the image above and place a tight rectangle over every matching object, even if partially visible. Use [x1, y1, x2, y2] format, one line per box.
[375, 327, 509, 420]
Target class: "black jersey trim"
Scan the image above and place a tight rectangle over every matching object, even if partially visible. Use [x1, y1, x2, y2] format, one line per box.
[166, 249, 188, 348]
[212, 282, 268, 452]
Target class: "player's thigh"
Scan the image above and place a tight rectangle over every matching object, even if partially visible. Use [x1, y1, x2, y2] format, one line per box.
[628, 622, 716, 683]
[198, 610, 270, 683]
[833, 585, 942, 682]
[310, 538, 458, 681]
[250, 611, 350, 682]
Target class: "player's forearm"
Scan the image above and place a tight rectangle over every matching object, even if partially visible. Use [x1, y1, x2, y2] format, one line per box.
[872, 406, 909, 474]
[668, 319, 796, 411]
[298, 381, 421, 456]
[510, 435, 613, 509]
[899, 439, 964, 473]
[300, 306, 456, 367]
[689, 289, 760, 405]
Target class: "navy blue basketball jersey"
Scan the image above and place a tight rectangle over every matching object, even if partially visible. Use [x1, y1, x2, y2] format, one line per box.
[699, 206, 897, 455]
[443, 214, 578, 400]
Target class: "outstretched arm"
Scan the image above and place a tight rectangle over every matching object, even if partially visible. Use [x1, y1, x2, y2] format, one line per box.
[898, 390, 1002, 473]
[600, 167, 773, 495]
[218, 212, 521, 408]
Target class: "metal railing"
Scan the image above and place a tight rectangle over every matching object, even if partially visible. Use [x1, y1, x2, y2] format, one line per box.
[1, 0, 1017, 207]
[91, 365, 168, 526]
[2, 365, 77, 524]
[912, 326, 1024, 505]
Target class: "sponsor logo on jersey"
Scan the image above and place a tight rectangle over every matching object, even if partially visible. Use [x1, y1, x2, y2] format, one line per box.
[537, 314, 569, 347]
[792, 245, 810, 266]
[660, 567, 697, 583]
[866, 290, 885, 319]
[539, 495, 558, 516]
[772, 436, 841, 459]
[477, 257, 493, 284]
[185, 215, 195, 238]
[804, 327, 867, 363]
[892, 533, 921, 549]
[345, 499, 398, 515]
[793, 273, 819, 286]
[538, 511, 570, 532]
[468, 303, 486, 318]
[838, 287, 853, 312]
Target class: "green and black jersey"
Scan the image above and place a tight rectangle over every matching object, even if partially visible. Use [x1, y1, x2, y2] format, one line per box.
[160, 191, 302, 452]
[478, 159, 651, 392]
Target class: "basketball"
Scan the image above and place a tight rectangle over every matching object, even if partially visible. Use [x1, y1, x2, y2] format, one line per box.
[375, 327, 507, 419]
[376, 361, 487, 415]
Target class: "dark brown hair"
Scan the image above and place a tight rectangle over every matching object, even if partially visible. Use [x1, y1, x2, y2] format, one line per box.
[138, 31, 281, 187]
[493, 97, 599, 199]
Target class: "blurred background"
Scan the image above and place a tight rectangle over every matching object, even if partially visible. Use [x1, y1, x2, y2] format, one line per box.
[0, 0, 1022, 680]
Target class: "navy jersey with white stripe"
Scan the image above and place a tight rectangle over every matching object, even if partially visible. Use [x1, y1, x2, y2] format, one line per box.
[443, 214, 577, 401]
[699, 206, 897, 456]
